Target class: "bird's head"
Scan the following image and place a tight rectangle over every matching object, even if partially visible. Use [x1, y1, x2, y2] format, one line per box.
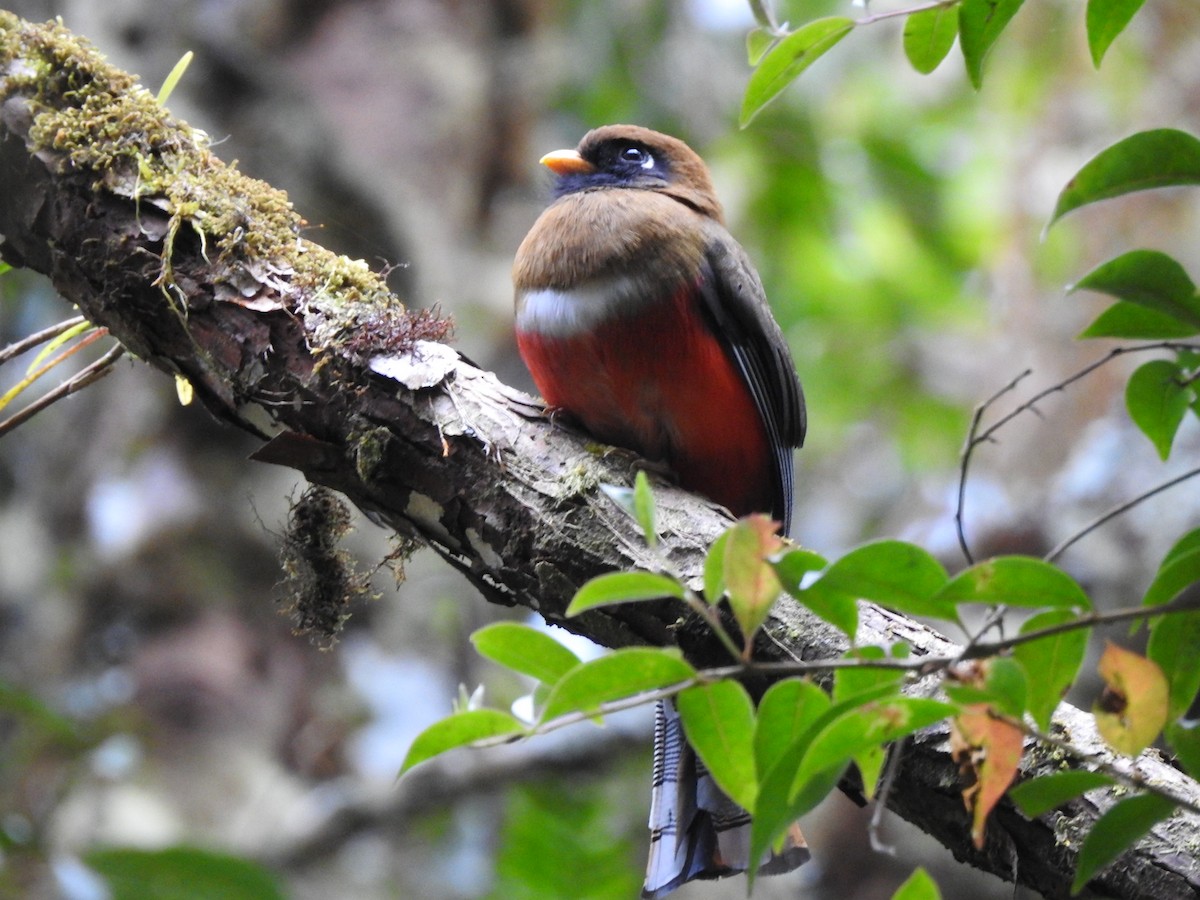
[540, 125, 724, 222]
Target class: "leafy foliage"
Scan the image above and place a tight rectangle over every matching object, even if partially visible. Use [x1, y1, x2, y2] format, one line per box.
[404, 475, 1197, 895]
[740, 18, 854, 126]
[736, 0, 1151, 128]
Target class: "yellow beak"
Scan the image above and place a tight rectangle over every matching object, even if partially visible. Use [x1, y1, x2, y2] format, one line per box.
[539, 149, 596, 176]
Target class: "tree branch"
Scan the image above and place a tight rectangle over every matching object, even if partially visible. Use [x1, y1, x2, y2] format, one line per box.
[2, 14, 1199, 899]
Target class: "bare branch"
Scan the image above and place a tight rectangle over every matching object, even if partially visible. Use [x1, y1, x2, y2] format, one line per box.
[1045, 465, 1200, 563]
[0, 314, 86, 365]
[956, 369, 1030, 565]
[0, 343, 125, 437]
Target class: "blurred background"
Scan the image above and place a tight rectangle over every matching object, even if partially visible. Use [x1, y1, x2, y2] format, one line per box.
[1, 0, 1198, 897]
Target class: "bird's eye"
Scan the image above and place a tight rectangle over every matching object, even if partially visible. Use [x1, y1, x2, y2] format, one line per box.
[620, 146, 655, 169]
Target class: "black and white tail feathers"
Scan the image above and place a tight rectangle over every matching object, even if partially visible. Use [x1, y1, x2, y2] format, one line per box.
[642, 700, 810, 898]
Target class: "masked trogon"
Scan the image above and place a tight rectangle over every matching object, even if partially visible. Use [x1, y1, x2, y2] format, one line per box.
[512, 125, 808, 897]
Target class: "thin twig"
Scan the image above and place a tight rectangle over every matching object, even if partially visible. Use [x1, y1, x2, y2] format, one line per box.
[0, 344, 125, 438]
[0, 325, 109, 414]
[472, 677, 703, 747]
[868, 738, 904, 856]
[0, 315, 87, 366]
[956, 369, 1031, 565]
[961, 602, 1010, 658]
[1045, 465, 1200, 563]
[855, 0, 958, 26]
[975, 344, 1197, 449]
[963, 588, 1200, 660]
[955, 341, 1199, 566]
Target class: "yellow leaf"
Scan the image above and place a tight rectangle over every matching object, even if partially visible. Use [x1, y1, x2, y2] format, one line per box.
[1093, 641, 1168, 756]
[950, 704, 1024, 848]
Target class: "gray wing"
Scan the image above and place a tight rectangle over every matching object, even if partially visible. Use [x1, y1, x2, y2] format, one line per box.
[699, 228, 806, 532]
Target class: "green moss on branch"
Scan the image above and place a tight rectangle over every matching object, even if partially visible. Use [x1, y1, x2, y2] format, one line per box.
[0, 12, 449, 356]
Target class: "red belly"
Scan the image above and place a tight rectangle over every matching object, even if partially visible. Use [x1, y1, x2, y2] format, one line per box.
[516, 290, 775, 518]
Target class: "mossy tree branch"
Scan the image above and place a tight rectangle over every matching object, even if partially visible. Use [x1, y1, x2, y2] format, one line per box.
[2, 14, 1199, 899]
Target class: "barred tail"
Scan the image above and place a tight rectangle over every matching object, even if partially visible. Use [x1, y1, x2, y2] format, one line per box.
[642, 700, 810, 898]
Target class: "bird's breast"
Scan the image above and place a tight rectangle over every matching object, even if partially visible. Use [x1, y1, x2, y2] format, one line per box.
[514, 283, 775, 517]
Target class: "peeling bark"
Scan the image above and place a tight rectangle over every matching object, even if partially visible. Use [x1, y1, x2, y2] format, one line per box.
[1, 14, 1198, 899]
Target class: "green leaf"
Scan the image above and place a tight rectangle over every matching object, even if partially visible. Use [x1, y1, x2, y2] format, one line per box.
[1165, 719, 1200, 779]
[1071, 793, 1176, 893]
[1013, 609, 1089, 729]
[723, 516, 786, 641]
[740, 18, 855, 127]
[1125, 359, 1190, 460]
[539, 649, 695, 722]
[703, 528, 730, 603]
[1085, 0, 1146, 67]
[1079, 302, 1200, 340]
[1163, 527, 1200, 569]
[471, 622, 582, 686]
[750, 682, 899, 873]
[752, 756, 841, 882]
[85, 846, 285, 900]
[633, 470, 657, 547]
[155, 50, 194, 106]
[833, 645, 906, 705]
[1147, 605, 1200, 721]
[836, 647, 910, 799]
[677, 681, 758, 810]
[1049, 129, 1200, 227]
[958, 0, 1026, 89]
[746, 26, 777, 66]
[903, 6, 958, 75]
[813, 540, 952, 620]
[565, 571, 684, 616]
[1143, 545, 1200, 611]
[935, 556, 1091, 611]
[1008, 770, 1116, 818]
[400, 709, 525, 773]
[892, 867, 943, 900]
[981, 656, 1028, 719]
[1070, 250, 1200, 329]
[791, 698, 954, 811]
[754, 678, 831, 780]
[772, 547, 828, 586]
[774, 548, 855, 638]
[789, 578, 860, 641]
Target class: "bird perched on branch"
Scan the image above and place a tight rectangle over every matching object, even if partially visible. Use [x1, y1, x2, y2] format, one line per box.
[513, 125, 808, 897]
